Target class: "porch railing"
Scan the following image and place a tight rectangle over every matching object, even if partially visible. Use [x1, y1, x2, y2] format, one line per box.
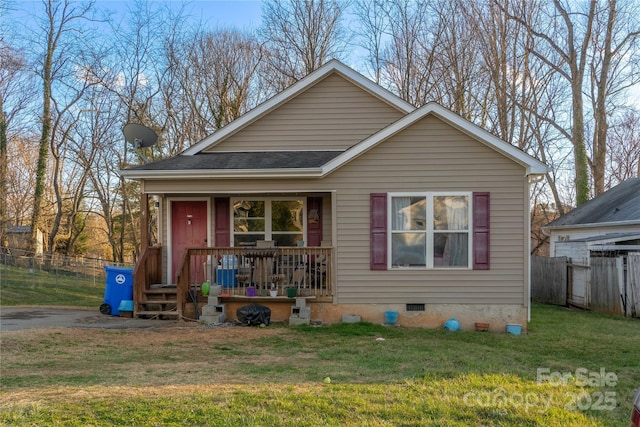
[176, 246, 333, 315]
[133, 246, 162, 312]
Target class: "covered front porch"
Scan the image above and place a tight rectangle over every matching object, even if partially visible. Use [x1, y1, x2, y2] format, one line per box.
[130, 189, 336, 320]
[133, 245, 334, 319]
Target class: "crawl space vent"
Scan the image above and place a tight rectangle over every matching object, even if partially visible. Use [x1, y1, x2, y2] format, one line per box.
[406, 303, 425, 312]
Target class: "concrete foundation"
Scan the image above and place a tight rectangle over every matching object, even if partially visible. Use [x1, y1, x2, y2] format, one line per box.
[184, 299, 527, 332]
[310, 303, 527, 332]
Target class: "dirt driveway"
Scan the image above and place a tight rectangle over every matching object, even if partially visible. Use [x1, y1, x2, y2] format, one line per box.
[0, 307, 185, 332]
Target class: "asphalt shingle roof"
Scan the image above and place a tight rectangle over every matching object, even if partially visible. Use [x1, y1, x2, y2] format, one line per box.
[126, 151, 344, 171]
[546, 177, 640, 227]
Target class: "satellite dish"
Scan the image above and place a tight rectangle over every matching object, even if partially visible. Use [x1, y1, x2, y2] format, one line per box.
[123, 123, 158, 149]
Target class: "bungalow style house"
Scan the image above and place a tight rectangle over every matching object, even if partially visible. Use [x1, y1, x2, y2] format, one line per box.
[120, 60, 547, 331]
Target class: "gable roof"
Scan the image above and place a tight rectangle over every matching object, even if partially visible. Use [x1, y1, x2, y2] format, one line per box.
[321, 102, 547, 177]
[545, 177, 640, 229]
[121, 62, 547, 180]
[181, 59, 415, 156]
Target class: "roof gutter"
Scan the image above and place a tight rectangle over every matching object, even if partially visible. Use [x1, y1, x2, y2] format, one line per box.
[119, 167, 325, 180]
[543, 219, 640, 234]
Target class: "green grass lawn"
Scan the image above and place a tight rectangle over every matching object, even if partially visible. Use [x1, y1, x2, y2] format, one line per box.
[1, 303, 638, 426]
[0, 264, 106, 307]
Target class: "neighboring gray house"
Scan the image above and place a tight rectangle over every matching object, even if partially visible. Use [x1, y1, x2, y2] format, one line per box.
[544, 177, 640, 307]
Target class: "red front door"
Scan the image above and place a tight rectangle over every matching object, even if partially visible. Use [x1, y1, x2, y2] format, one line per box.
[171, 201, 208, 284]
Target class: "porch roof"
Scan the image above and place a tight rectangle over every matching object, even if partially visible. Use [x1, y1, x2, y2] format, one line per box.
[121, 150, 344, 178]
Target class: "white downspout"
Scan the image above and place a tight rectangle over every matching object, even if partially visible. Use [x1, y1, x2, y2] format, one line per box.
[527, 174, 544, 322]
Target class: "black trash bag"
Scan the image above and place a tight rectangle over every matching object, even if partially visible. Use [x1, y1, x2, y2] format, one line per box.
[237, 303, 271, 326]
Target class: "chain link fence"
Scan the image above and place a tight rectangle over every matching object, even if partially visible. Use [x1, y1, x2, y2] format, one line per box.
[0, 246, 134, 288]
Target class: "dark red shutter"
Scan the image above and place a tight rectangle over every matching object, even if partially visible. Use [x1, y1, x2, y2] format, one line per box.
[214, 198, 230, 247]
[473, 192, 490, 270]
[370, 193, 387, 270]
[307, 197, 323, 247]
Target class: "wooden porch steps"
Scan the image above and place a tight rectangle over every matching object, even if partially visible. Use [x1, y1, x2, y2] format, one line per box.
[136, 310, 180, 319]
[136, 285, 180, 319]
[139, 299, 177, 305]
[144, 288, 178, 296]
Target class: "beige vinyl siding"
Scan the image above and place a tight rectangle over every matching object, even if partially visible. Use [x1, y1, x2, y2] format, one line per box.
[205, 73, 404, 152]
[147, 115, 530, 304]
[326, 115, 527, 304]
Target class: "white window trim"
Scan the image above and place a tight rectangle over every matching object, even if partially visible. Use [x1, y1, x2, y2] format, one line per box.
[387, 192, 473, 270]
[230, 197, 307, 246]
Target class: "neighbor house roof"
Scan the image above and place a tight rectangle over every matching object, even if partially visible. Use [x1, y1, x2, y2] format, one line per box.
[121, 60, 547, 180]
[7, 226, 31, 233]
[545, 177, 640, 229]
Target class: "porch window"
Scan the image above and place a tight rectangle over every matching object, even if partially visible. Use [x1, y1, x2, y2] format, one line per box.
[232, 198, 304, 247]
[390, 193, 471, 268]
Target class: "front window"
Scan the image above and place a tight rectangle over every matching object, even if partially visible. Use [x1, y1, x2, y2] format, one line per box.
[390, 193, 471, 268]
[232, 198, 304, 247]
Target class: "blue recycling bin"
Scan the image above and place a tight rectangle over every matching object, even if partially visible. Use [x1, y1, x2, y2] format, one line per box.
[102, 266, 134, 316]
[217, 267, 238, 287]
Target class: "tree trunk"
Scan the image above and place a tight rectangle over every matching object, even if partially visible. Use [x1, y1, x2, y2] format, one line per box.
[592, 0, 617, 195]
[31, 53, 52, 254]
[572, 93, 590, 206]
[0, 107, 7, 247]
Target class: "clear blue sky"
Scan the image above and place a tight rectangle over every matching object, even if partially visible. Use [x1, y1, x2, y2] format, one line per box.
[101, 0, 264, 30]
[5, 0, 264, 33]
[181, 0, 263, 29]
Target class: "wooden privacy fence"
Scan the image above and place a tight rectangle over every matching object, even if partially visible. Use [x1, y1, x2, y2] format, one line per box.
[590, 257, 623, 315]
[627, 253, 640, 317]
[531, 255, 567, 305]
[532, 254, 640, 317]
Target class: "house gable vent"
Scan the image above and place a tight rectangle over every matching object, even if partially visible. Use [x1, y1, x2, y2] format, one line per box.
[406, 303, 425, 312]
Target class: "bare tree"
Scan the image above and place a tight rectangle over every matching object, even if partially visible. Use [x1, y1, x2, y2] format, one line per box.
[505, 0, 640, 205]
[259, 0, 347, 92]
[100, 0, 171, 261]
[352, 0, 389, 84]
[589, 0, 640, 195]
[2, 8, 38, 246]
[378, 0, 436, 106]
[71, 89, 126, 260]
[606, 109, 640, 186]
[163, 27, 264, 154]
[4, 136, 40, 228]
[0, 107, 5, 247]
[28, 0, 95, 254]
[431, 0, 484, 118]
[463, 0, 570, 214]
[46, 47, 109, 255]
[0, 1, 11, 247]
[463, 0, 530, 140]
